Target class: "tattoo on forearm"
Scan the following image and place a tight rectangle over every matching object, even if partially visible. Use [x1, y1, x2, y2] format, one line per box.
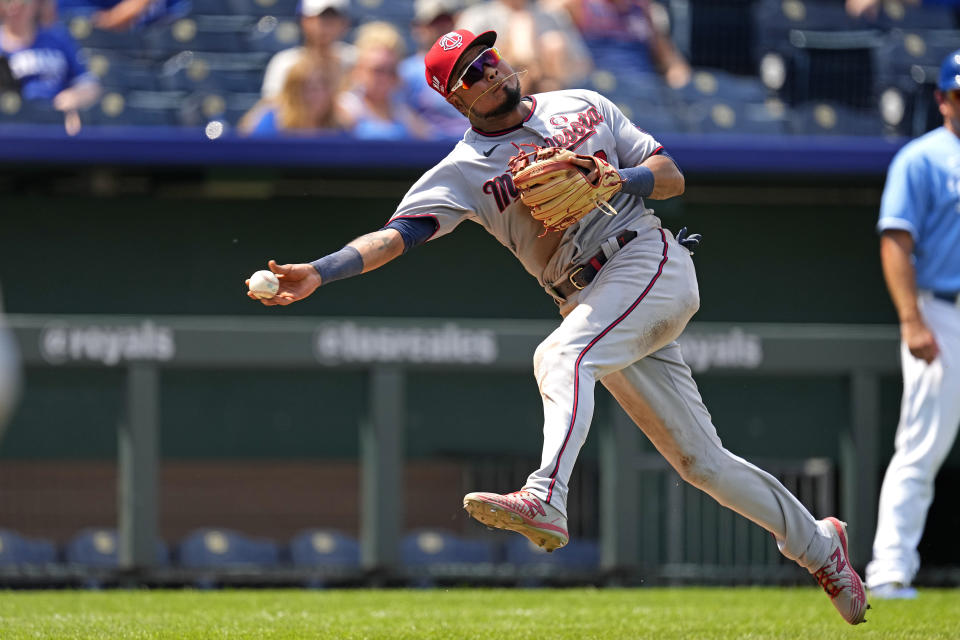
[354, 232, 392, 252]
[349, 231, 400, 268]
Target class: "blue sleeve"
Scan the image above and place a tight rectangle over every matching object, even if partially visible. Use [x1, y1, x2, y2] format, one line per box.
[655, 148, 682, 175]
[877, 148, 928, 239]
[249, 109, 279, 137]
[50, 27, 89, 85]
[384, 216, 439, 253]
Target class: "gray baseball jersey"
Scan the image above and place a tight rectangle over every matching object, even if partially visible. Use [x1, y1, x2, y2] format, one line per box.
[388, 89, 665, 294]
[406, 88, 840, 599]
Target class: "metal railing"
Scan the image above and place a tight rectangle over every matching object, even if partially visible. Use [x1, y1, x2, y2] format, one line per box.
[5, 315, 899, 579]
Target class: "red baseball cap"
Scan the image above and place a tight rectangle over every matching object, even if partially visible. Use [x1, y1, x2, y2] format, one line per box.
[424, 28, 497, 97]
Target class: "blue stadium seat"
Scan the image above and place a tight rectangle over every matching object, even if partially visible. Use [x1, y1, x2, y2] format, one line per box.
[753, 0, 887, 108]
[64, 528, 169, 567]
[247, 17, 302, 53]
[143, 15, 256, 57]
[0, 95, 68, 125]
[228, 0, 299, 17]
[176, 528, 281, 568]
[774, 30, 883, 108]
[584, 70, 671, 107]
[754, 0, 864, 51]
[878, 2, 958, 30]
[873, 30, 957, 135]
[159, 51, 267, 93]
[86, 91, 185, 126]
[672, 69, 769, 105]
[222, 92, 262, 126]
[176, 90, 227, 126]
[350, 0, 415, 25]
[191, 0, 235, 15]
[401, 529, 496, 566]
[682, 99, 787, 135]
[673, 0, 758, 75]
[288, 529, 360, 567]
[0, 529, 57, 566]
[173, 89, 260, 126]
[788, 101, 885, 135]
[67, 16, 142, 50]
[874, 29, 960, 80]
[85, 51, 161, 92]
[604, 100, 685, 134]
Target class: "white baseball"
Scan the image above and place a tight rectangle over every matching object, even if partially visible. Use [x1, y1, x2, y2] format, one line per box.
[248, 269, 280, 299]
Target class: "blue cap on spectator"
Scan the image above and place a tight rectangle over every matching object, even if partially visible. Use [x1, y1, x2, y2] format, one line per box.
[298, 0, 348, 17]
[940, 48, 960, 91]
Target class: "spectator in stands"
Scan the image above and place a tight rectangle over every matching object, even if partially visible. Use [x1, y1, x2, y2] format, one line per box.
[553, 0, 690, 89]
[0, 0, 101, 122]
[337, 21, 428, 140]
[240, 53, 345, 136]
[846, 0, 960, 19]
[399, 0, 466, 139]
[261, 0, 355, 100]
[53, 0, 190, 31]
[0, 282, 20, 443]
[457, 0, 591, 92]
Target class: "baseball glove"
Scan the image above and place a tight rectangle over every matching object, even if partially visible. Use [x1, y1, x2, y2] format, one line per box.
[507, 144, 623, 235]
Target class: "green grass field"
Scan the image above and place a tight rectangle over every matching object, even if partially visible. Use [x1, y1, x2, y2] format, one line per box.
[0, 587, 957, 639]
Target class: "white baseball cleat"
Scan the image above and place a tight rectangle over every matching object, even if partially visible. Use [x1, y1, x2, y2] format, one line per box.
[813, 517, 869, 625]
[463, 489, 569, 552]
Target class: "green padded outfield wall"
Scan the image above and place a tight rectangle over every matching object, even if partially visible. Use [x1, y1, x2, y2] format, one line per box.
[0, 183, 916, 467]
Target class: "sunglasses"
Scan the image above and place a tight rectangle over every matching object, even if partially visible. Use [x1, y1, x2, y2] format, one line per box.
[450, 47, 501, 93]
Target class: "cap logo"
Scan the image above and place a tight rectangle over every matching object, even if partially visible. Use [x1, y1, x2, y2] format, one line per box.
[432, 76, 442, 91]
[439, 32, 463, 51]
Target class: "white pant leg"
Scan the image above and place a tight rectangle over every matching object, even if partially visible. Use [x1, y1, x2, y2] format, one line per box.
[523, 228, 700, 515]
[601, 342, 831, 571]
[866, 297, 960, 588]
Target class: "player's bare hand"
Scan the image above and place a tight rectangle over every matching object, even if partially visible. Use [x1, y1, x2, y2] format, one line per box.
[570, 155, 599, 184]
[247, 259, 322, 306]
[901, 317, 939, 363]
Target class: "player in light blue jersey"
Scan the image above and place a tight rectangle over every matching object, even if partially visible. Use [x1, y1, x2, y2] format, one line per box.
[866, 48, 960, 600]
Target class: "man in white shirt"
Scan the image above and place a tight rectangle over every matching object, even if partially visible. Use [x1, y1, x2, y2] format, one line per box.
[260, 0, 356, 99]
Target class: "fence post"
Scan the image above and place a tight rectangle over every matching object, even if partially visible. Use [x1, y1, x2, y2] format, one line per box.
[843, 370, 880, 566]
[118, 363, 159, 570]
[361, 366, 405, 572]
[600, 393, 639, 573]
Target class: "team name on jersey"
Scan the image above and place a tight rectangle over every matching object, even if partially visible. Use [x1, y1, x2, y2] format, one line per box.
[482, 106, 606, 213]
[543, 106, 603, 149]
[483, 172, 520, 213]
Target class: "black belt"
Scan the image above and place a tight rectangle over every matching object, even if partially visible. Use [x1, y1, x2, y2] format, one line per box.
[552, 230, 638, 299]
[933, 291, 960, 304]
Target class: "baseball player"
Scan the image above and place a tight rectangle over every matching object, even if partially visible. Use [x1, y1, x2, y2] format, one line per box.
[249, 29, 867, 624]
[865, 49, 960, 600]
